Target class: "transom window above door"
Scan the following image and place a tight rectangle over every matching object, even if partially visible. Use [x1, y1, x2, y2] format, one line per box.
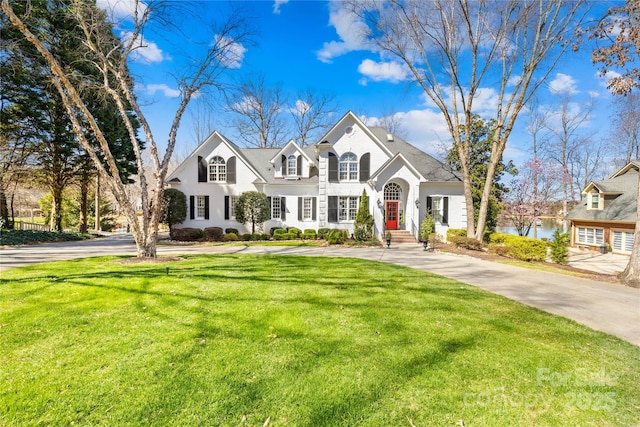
[384, 182, 401, 200]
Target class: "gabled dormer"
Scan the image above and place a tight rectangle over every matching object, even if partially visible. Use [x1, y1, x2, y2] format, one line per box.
[270, 140, 315, 180]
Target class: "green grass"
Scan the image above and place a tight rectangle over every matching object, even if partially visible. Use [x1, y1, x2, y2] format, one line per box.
[1, 255, 638, 426]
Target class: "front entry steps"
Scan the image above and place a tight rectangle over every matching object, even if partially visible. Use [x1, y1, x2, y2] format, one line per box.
[384, 229, 417, 244]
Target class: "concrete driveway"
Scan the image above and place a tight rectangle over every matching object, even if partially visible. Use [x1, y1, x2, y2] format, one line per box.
[1, 234, 638, 346]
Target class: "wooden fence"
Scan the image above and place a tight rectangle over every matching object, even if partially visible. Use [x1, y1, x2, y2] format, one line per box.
[14, 221, 50, 232]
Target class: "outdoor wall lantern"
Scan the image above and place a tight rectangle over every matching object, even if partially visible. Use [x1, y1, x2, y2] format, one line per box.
[415, 199, 420, 208]
[377, 199, 383, 208]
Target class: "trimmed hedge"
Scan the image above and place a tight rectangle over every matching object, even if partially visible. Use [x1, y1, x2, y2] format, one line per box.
[172, 227, 203, 241]
[302, 230, 317, 240]
[242, 233, 252, 241]
[446, 228, 467, 241]
[273, 228, 287, 236]
[449, 236, 483, 250]
[488, 232, 548, 262]
[203, 227, 224, 242]
[270, 227, 284, 236]
[317, 228, 330, 240]
[287, 227, 302, 238]
[224, 232, 238, 241]
[327, 229, 344, 245]
[225, 228, 239, 235]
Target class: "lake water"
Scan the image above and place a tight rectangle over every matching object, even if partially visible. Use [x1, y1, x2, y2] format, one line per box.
[496, 218, 566, 240]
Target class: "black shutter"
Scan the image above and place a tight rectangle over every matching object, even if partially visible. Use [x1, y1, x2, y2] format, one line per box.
[328, 196, 338, 223]
[297, 155, 302, 176]
[281, 197, 286, 220]
[224, 196, 230, 220]
[359, 153, 370, 182]
[204, 196, 210, 220]
[227, 157, 236, 184]
[312, 197, 317, 221]
[328, 152, 338, 182]
[442, 197, 449, 224]
[298, 197, 303, 221]
[267, 196, 272, 219]
[198, 156, 207, 182]
[281, 155, 286, 174]
[190, 195, 195, 220]
[426, 196, 433, 216]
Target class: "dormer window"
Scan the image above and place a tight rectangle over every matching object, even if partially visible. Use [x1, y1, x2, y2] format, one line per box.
[588, 192, 603, 210]
[339, 152, 358, 181]
[287, 154, 297, 176]
[209, 156, 226, 182]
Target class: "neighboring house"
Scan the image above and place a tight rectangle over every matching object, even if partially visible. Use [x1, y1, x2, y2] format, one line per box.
[166, 111, 465, 241]
[566, 161, 639, 254]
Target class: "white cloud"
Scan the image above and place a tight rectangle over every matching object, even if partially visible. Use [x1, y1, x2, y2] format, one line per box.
[214, 35, 247, 69]
[146, 84, 180, 98]
[548, 73, 578, 95]
[291, 99, 311, 115]
[121, 31, 166, 64]
[357, 59, 410, 84]
[316, 2, 372, 63]
[96, 0, 147, 21]
[273, 0, 289, 14]
[597, 69, 621, 90]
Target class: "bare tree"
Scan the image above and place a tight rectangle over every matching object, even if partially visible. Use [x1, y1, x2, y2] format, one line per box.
[349, 0, 590, 241]
[590, 0, 640, 286]
[611, 93, 640, 166]
[290, 88, 338, 147]
[225, 75, 288, 148]
[524, 97, 550, 238]
[2, 0, 252, 257]
[542, 93, 597, 228]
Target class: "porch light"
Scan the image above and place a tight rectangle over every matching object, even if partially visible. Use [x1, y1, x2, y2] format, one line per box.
[415, 199, 420, 208]
[377, 199, 383, 208]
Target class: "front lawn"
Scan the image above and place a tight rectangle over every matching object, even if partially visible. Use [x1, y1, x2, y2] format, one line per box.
[1, 255, 638, 426]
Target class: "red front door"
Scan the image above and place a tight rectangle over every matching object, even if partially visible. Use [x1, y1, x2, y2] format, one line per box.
[385, 201, 399, 229]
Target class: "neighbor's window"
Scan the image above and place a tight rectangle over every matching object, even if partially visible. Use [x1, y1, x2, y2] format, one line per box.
[338, 196, 358, 221]
[577, 226, 604, 245]
[612, 230, 634, 253]
[339, 152, 358, 181]
[590, 193, 600, 209]
[196, 195, 206, 219]
[271, 197, 281, 219]
[209, 156, 226, 182]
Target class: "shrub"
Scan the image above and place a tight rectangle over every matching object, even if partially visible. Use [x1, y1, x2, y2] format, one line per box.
[224, 232, 238, 241]
[488, 232, 510, 244]
[273, 233, 288, 240]
[449, 236, 483, 250]
[490, 234, 547, 262]
[273, 228, 287, 237]
[549, 228, 569, 265]
[488, 244, 512, 257]
[287, 227, 302, 238]
[447, 228, 467, 241]
[420, 214, 435, 242]
[270, 227, 285, 236]
[172, 227, 203, 241]
[302, 230, 317, 240]
[327, 229, 344, 244]
[242, 233, 252, 241]
[203, 227, 224, 242]
[317, 228, 330, 240]
[260, 233, 271, 241]
[225, 228, 239, 235]
[251, 233, 262, 241]
[353, 189, 374, 241]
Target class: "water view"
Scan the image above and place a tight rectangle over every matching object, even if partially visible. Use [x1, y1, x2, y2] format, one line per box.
[496, 217, 566, 240]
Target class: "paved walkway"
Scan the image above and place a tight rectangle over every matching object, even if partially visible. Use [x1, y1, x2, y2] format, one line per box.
[1, 235, 638, 346]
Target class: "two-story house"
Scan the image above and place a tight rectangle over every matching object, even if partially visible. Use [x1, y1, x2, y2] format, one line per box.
[166, 111, 465, 240]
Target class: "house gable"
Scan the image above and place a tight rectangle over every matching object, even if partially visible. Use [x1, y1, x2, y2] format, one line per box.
[269, 140, 315, 179]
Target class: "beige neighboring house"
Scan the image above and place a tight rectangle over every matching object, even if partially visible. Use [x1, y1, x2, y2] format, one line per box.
[566, 161, 639, 255]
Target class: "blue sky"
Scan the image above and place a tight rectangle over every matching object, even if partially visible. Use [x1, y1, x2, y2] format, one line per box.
[98, 0, 625, 167]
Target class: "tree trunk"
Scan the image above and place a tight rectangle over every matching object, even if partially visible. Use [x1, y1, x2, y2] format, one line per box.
[79, 173, 89, 233]
[50, 183, 63, 232]
[620, 179, 640, 288]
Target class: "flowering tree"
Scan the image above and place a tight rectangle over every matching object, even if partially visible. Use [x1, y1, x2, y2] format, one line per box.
[503, 160, 562, 237]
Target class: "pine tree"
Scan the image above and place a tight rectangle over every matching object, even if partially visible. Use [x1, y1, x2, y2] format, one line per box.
[354, 189, 374, 241]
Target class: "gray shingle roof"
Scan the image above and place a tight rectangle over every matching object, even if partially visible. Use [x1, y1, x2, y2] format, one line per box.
[567, 170, 638, 223]
[367, 127, 462, 182]
[238, 146, 319, 185]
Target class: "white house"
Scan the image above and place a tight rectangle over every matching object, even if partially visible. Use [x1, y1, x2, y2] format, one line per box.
[166, 111, 466, 240]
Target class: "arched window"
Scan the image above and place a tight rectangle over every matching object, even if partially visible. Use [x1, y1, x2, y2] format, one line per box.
[384, 182, 401, 200]
[209, 156, 226, 182]
[339, 152, 358, 181]
[287, 154, 297, 176]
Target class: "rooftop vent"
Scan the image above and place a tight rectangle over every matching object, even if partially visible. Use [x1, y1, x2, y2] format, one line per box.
[386, 133, 394, 142]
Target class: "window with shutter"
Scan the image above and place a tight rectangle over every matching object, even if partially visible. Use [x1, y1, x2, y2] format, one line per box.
[328, 153, 338, 182]
[227, 157, 236, 184]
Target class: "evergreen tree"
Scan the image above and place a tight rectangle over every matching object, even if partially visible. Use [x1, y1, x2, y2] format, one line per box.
[353, 189, 373, 241]
[446, 114, 517, 232]
[235, 191, 270, 234]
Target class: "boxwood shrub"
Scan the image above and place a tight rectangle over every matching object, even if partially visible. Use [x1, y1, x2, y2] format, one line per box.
[302, 230, 317, 240]
[224, 232, 238, 241]
[242, 233, 252, 241]
[446, 228, 467, 241]
[172, 227, 203, 241]
[260, 233, 271, 241]
[488, 233, 548, 262]
[270, 227, 284, 236]
[317, 228, 330, 240]
[327, 229, 345, 244]
[287, 227, 302, 238]
[203, 227, 224, 242]
[225, 228, 239, 235]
